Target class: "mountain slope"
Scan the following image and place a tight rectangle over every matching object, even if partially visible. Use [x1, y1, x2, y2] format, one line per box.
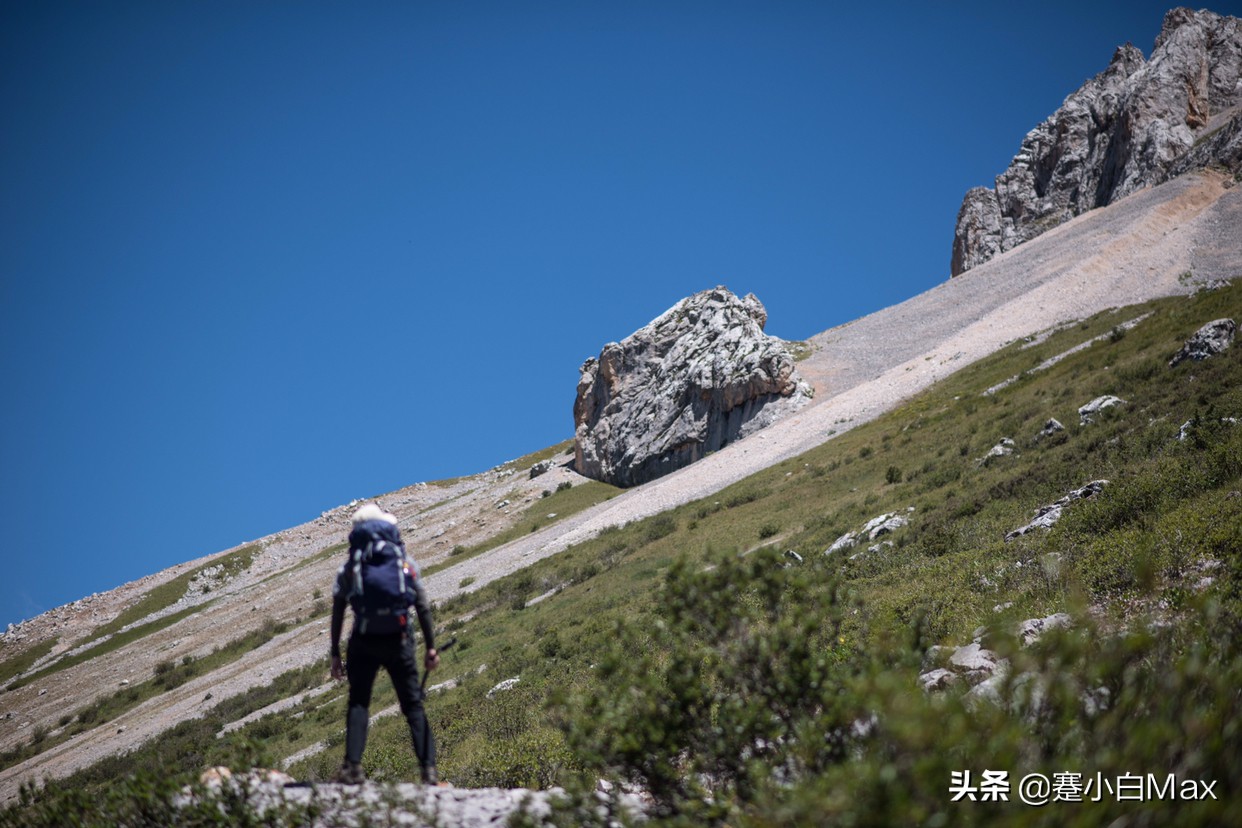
[1, 163, 1238, 803]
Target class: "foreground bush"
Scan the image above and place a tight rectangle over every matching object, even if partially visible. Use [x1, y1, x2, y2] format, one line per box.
[540, 546, 1242, 827]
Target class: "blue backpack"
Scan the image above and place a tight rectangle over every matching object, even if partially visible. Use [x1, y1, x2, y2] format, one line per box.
[345, 520, 419, 635]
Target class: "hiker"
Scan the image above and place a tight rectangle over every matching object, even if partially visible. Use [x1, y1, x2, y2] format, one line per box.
[329, 503, 440, 784]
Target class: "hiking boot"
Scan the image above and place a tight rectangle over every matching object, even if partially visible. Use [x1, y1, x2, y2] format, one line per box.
[420, 765, 439, 785]
[334, 761, 365, 785]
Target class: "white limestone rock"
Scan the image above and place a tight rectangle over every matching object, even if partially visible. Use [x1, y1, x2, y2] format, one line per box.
[1006, 480, 1108, 541]
[573, 287, 813, 487]
[951, 9, 1242, 275]
[1079, 395, 1126, 425]
[1170, 318, 1236, 367]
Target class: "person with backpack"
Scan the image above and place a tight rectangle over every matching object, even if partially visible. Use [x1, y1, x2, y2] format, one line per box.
[329, 503, 440, 785]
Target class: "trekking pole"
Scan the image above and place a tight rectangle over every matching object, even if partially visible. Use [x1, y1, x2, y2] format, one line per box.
[421, 636, 457, 692]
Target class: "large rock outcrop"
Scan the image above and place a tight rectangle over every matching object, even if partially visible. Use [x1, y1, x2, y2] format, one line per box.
[573, 287, 813, 487]
[951, 8, 1242, 276]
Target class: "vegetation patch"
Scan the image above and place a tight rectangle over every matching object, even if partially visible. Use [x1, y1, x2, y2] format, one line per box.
[0, 638, 56, 688]
[5, 603, 207, 691]
[424, 480, 620, 576]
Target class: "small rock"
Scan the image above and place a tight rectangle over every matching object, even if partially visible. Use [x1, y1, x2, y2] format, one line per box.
[1079, 396, 1126, 425]
[1037, 418, 1064, 439]
[826, 531, 858, 554]
[978, 438, 1016, 465]
[487, 677, 521, 699]
[1006, 480, 1108, 540]
[1017, 613, 1073, 646]
[1170, 318, 1236, 367]
[950, 641, 1000, 673]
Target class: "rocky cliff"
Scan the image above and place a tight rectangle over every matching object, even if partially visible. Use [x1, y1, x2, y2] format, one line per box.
[573, 287, 812, 487]
[951, 7, 1242, 276]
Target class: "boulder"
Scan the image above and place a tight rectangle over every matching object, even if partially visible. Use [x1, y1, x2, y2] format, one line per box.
[861, 512, 908, 540]
[1169, 318, 1236, 367]
[978, 437, 1016, 466]
[949, 641, 1001, 673]
[920, 614, 1077, 699]
[573, 287, 812, 487]
[951, 9, 1242, 275]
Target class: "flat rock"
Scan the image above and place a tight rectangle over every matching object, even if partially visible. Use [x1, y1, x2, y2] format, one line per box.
[949, 641, 1001, 673]
[1078, 395, 1126, 425]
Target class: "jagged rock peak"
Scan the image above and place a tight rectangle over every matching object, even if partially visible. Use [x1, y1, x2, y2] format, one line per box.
[573, 286, 812, 488]
[951, 7, 1242, 277]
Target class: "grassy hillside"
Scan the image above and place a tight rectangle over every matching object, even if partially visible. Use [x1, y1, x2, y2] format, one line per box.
[5, 282, 1241, 826]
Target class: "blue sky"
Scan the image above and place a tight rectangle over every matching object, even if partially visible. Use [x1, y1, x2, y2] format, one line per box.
[0, 0, 1214, 629]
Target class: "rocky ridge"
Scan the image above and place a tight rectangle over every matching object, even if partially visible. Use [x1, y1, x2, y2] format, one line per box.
[573, 286, 812, 487]
[951, 7, 1242, 276]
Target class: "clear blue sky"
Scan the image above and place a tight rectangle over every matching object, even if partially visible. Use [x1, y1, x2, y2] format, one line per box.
[0, 1, 1212, 629]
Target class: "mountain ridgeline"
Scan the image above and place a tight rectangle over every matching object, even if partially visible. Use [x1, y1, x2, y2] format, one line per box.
[951, 7, 1242, 276]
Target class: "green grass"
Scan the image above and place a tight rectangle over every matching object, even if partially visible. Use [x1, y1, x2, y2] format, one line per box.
[0, 638, 56, 688]
[92, 544, 259, 641]
[5, 603, 208, 691]
[502, 438, 576, 472]
[424, 480, 621, 575]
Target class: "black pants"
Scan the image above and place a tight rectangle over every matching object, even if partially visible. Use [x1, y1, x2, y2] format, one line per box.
[344, 632, 436, 769]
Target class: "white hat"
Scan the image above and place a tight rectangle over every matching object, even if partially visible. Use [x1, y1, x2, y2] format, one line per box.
[351, 503, 397, 526]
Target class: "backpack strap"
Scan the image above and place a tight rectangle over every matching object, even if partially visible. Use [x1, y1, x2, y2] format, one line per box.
[350, 547, 364, 597]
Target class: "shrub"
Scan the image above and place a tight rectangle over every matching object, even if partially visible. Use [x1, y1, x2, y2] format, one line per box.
[642, 515, 677, 543]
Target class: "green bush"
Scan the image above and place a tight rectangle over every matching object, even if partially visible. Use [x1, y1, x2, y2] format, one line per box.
[558, 549, 867, 819]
